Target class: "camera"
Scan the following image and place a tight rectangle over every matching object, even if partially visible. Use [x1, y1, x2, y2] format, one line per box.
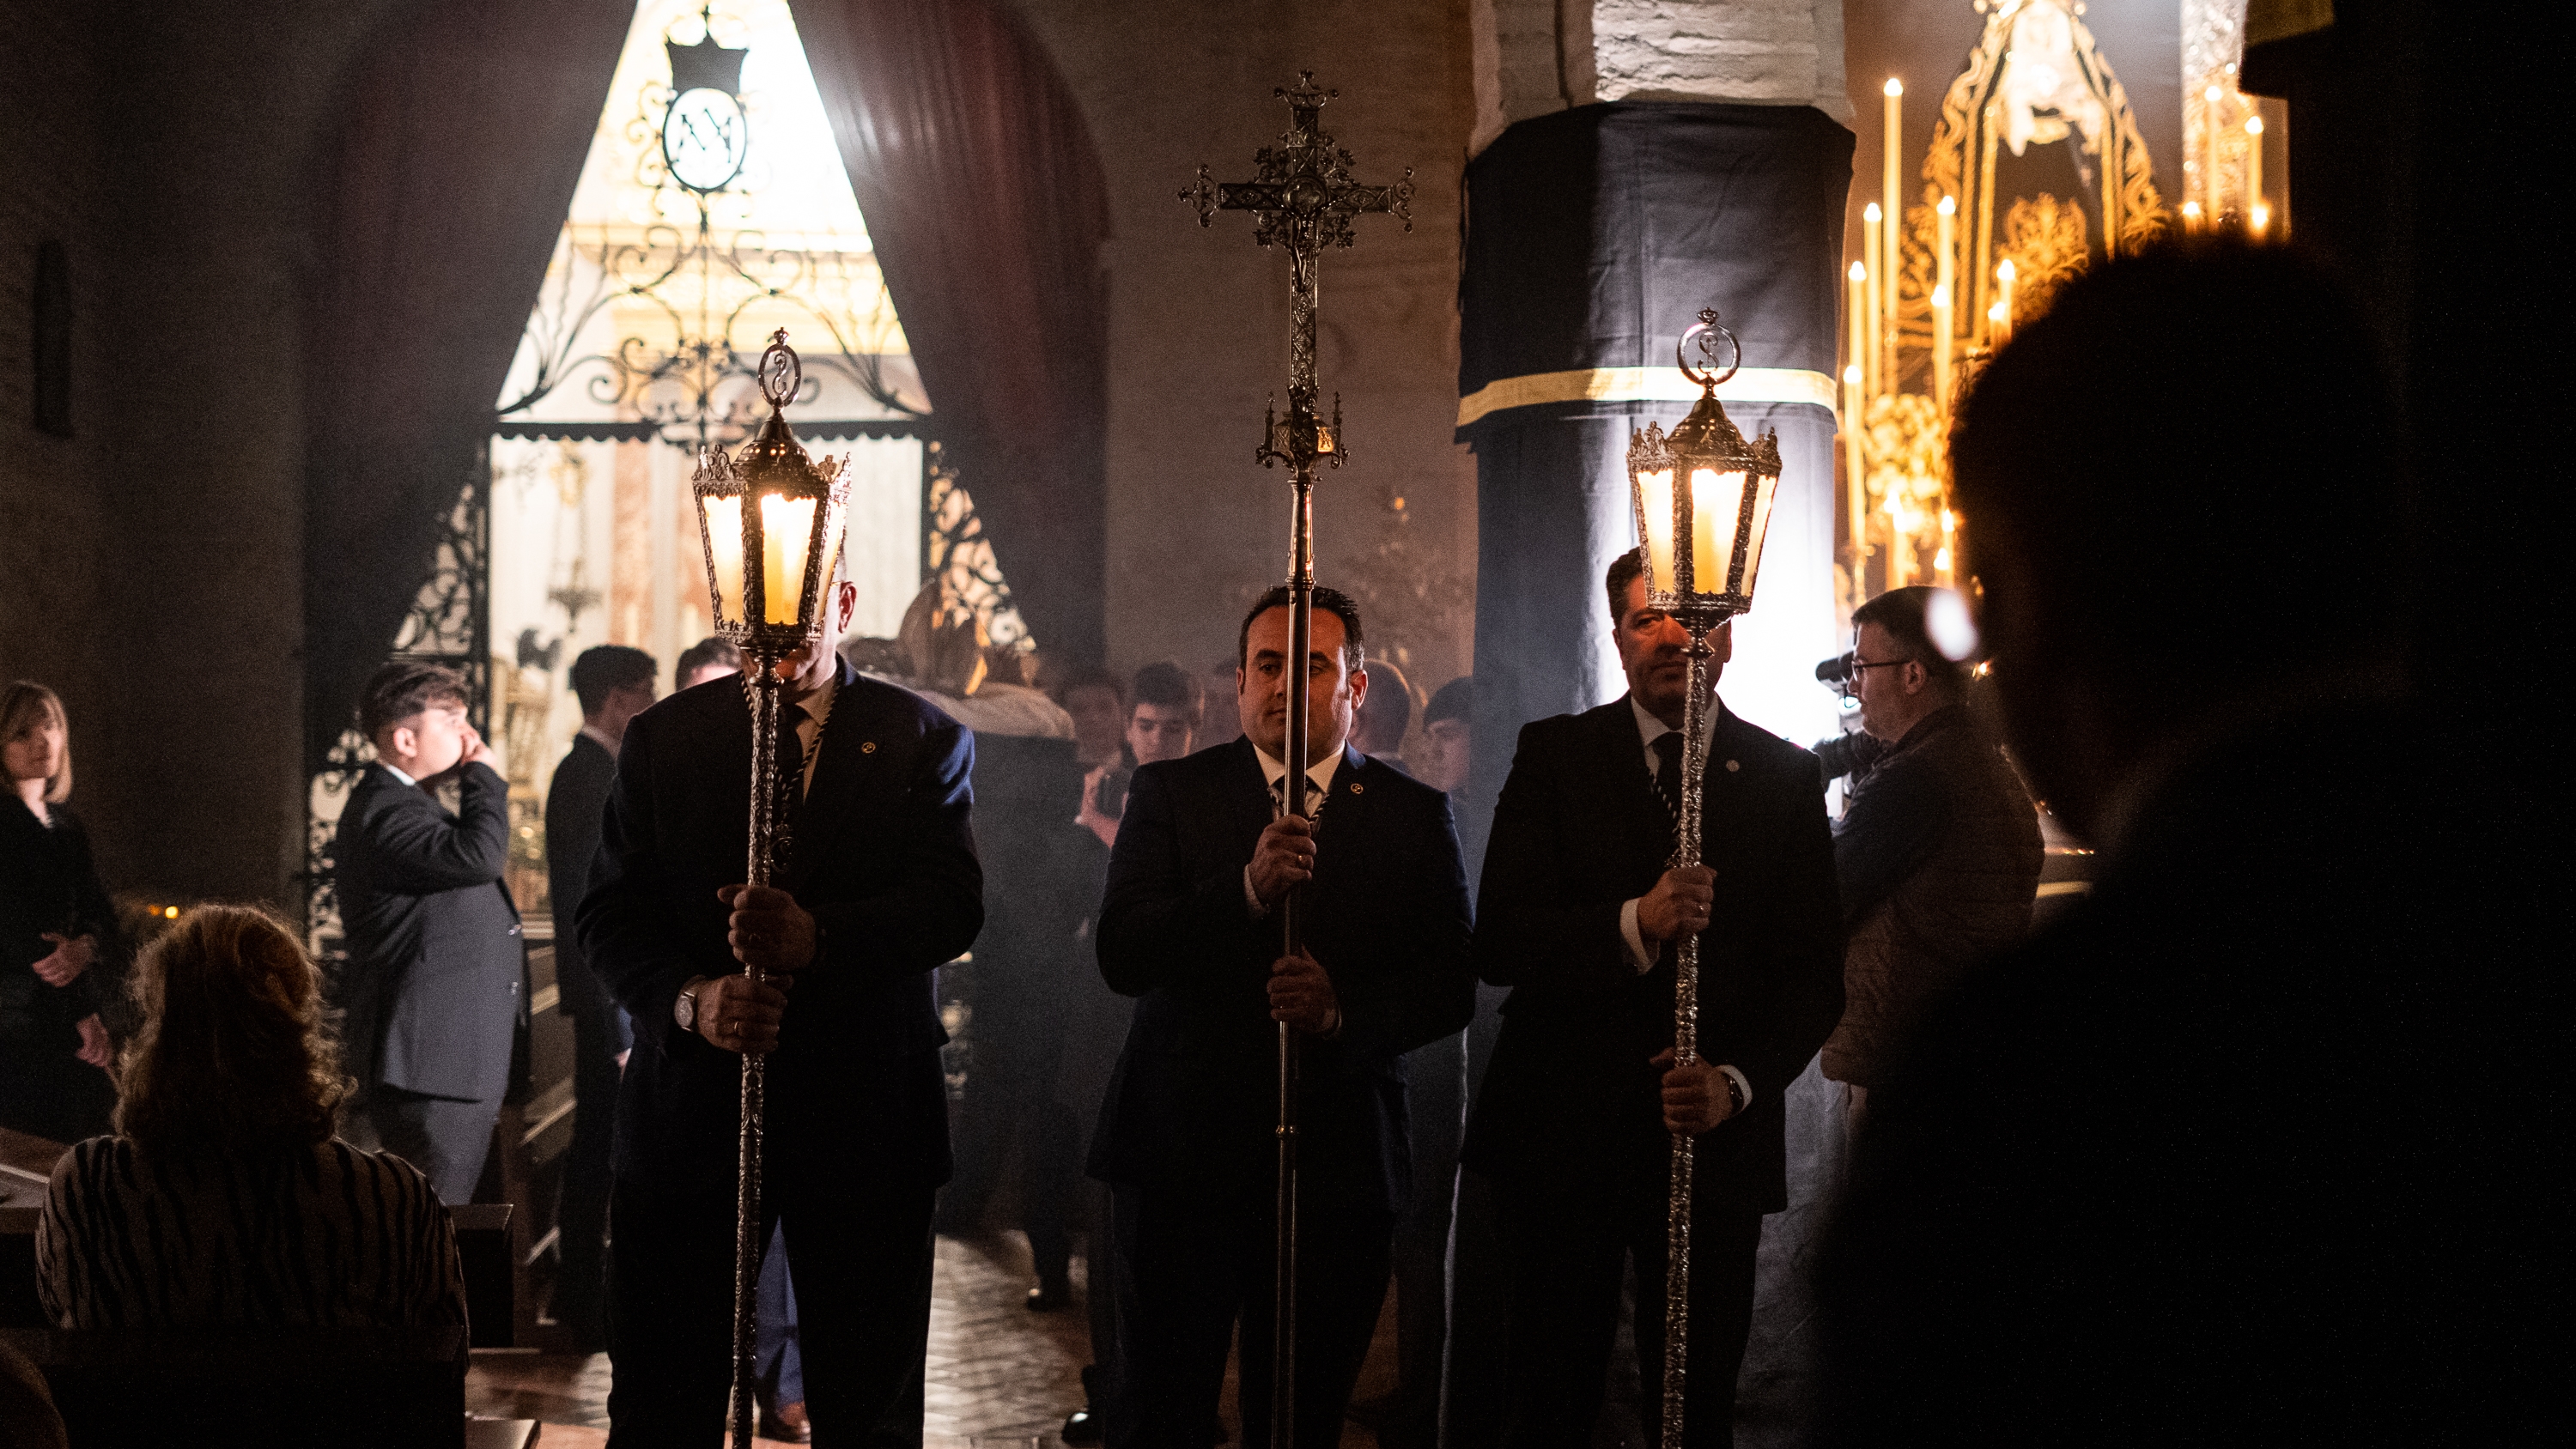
[1816, 651, 1856, 699]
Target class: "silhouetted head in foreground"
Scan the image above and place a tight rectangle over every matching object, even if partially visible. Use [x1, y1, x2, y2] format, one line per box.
[1950, 236, 2408, 843]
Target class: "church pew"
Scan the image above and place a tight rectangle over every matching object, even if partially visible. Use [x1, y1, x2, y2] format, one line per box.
[0, 1324, 468, 1449]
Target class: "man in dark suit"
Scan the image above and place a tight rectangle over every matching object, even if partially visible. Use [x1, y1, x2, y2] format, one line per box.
[1092, 585, 1475, 1449]
[579, 568, 981, 1447]
[542, 644, 657, 1348]
[1814, 241, 2524, 1446]
[337, 660, 526, 1207]
[1463, 549, 1844, 1448]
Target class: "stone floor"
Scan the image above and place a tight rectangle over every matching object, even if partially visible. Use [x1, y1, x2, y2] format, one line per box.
[467, 1230, 1400, 1448]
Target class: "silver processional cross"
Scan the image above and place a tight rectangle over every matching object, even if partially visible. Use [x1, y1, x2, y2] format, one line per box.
[1182, 71, 1411, 1449]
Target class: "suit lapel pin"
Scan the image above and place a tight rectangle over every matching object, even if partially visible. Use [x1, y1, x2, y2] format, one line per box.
[1724, 759, 1741, 772]
[1349, 781, 1364, 793]
[860, 741, 878, 754]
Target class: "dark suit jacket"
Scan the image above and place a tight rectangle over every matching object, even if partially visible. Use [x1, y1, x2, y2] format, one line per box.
[578, 658, 984, 1184]
[1089, 738, 1476, 1215]
[1, 801, 119, 1052]
[1462, 696, 1844, 1214]
[334, 761, 525, 1102]
[544, 732, 628, 1051]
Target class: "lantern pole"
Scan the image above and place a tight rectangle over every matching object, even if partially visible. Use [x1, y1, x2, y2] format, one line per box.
[1627, 311, 1783, 1448]
[1183, 72, 1412, 1444]
[690, 331, 847, 1449]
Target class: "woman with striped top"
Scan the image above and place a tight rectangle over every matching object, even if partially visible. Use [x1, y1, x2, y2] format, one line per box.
[35, 904, 465, 1331]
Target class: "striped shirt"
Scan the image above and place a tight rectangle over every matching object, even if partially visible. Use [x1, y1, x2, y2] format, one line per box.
[34, 1136, 466, 1331]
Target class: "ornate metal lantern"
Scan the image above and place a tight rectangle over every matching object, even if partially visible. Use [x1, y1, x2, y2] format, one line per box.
[1622, 307, 1782, 1449]
[692, 330, 850, 659]
[687, 328, 846, 1449]
[1626, 309, 1785, 630]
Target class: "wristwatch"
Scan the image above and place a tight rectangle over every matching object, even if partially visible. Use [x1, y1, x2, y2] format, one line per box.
[674, 976, 713, 1034]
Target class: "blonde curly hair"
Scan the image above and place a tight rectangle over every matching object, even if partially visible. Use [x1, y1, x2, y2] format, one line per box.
[114, 904, 349, 1152]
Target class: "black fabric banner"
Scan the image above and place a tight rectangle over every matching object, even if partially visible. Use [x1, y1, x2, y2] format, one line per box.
[1456, 102, 1854, 860]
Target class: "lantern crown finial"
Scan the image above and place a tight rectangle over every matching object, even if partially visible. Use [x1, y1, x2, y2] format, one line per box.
[756, 329, 801, 413]
[1677, 308, 1741, 391]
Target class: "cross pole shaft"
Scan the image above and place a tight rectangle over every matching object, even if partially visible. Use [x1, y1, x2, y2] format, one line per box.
[1182, 73, 1411, 1449]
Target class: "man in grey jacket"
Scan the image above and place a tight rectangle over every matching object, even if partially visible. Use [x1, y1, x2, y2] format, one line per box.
[1819, 587, 2039, 1120]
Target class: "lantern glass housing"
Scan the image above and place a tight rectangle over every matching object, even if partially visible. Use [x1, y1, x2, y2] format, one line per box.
[1626, 311, 1784, 625]
[691, 332, 850, 645]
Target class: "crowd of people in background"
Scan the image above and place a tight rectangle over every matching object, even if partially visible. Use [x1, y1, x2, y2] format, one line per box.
[3, 237, 2504, 1446]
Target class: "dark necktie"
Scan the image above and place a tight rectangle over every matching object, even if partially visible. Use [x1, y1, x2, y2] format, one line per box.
[777, 702, 810, 819]
[1653, 731, 1684, 823]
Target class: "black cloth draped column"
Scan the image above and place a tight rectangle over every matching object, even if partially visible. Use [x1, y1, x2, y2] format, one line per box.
[1456, 103, 1855, 834]
[793, 0, 1112, 667]
[303, 0, 631, 768]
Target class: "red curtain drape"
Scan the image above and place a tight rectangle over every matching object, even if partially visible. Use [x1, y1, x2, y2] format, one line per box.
[791, 0, 1111, 666]
[304, 0, 631, 767]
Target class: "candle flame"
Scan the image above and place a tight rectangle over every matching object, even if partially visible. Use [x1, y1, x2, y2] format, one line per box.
[2245, 115, 2265, 135]
[2251, 203, 2271, 231]
[1931, 282, 1951, 306]
[2181, 200, 2203, 218]
[1844, 363, 1862, 385]
[2205, 85, 2222, 103]
[1864, 202, 1882, 222]
[1885, 78, 1903, 97]
[1996, 258, 2016, 282]
[1987, 300, 2008, 323]
[1937, 195, 1956, 216]
[1850, 261, 1868, 282]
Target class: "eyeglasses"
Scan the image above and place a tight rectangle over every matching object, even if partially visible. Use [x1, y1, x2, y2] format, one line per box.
[1847, 658, 1912, 674]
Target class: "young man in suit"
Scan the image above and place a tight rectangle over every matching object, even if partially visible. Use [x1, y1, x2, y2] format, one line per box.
[579, 559, 982, 1446]
[336, 660, 525, 1206]
[1463, 549, 1844, 1448]
[542, 643, 657, 1349]
[1091, 585, 1476, 1449]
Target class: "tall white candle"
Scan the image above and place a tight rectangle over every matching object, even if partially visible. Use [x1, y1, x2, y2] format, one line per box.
[1884, 80, 1904, 375]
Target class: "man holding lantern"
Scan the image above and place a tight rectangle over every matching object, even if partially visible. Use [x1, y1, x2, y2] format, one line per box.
[1461, 548, 1844, 1448]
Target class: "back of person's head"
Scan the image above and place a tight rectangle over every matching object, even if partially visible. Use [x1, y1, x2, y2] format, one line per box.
[1951, 237, 2406, 709]
[115, 904, 346, 1154]
[0, 680, 72, 803]
[1424, 675, 1477, 728]
[568, 646, 657, 716]
[359, 660, 471, 741]
[1051, 664, 1124, 710]
[1357, 657, 1413, 754]
[1851, 587, 1973, 696]
[676, 636, 742, 685]
[1128, 661, 1203, 724]
[1237, 585, 1366, 672]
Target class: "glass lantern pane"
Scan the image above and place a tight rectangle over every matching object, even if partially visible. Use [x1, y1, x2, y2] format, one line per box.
[1637, 468, 1677, 593]
[1691, 469, 1746, 595]
[761, 493, 819, 626]
[1735, 471, 1782, 599]
[701, 494, 746, 624]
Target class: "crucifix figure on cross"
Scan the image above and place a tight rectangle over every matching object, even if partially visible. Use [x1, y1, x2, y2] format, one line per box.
[1181, 70, 1412, 1449]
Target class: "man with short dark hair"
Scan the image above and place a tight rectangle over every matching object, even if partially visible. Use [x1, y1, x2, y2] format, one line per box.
[1354, 658, 1413, 765]
[1819, 588, 2039, 1123]
[1414, 676, 1475, 798]
[1092, 584, 1475, 1449]
[543, 643, 657, 1347]
[675, 636, 742, 690]
[1464, 549, 1844, 1448]
[337, 660, 524, 1206]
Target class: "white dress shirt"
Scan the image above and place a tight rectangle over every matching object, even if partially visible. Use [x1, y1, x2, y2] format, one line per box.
[1616, 694, 1753, 1111]
[578, 722, 620, 759]
[1243, 742, 1342, 918]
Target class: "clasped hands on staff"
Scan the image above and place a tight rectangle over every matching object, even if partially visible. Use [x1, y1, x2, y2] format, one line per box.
[689, 885, 813, 1055]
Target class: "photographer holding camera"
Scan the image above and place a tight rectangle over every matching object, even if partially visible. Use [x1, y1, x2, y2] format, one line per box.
[1819, 587, 2041, 1126]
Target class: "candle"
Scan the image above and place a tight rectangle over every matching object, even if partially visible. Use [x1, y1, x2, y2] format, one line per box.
[1639, 468, 1677, 592]
[702, 495, 746, 624]
[1884, 80, 1904, 374]
[2245, 114, 2266, 232]
[1690, 468, 1745, 593]
[1842, 363, 1867, 597]
[1994, 258, 2016, 347]
[1861, 204, 1883, 393]
[759, 492, 817, 625]
[2204, 84, 2225, 221]
[2181, 199, 2203, 233]
[1848, 262, 1868, 394]
[1934, 195, 1956, 415]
